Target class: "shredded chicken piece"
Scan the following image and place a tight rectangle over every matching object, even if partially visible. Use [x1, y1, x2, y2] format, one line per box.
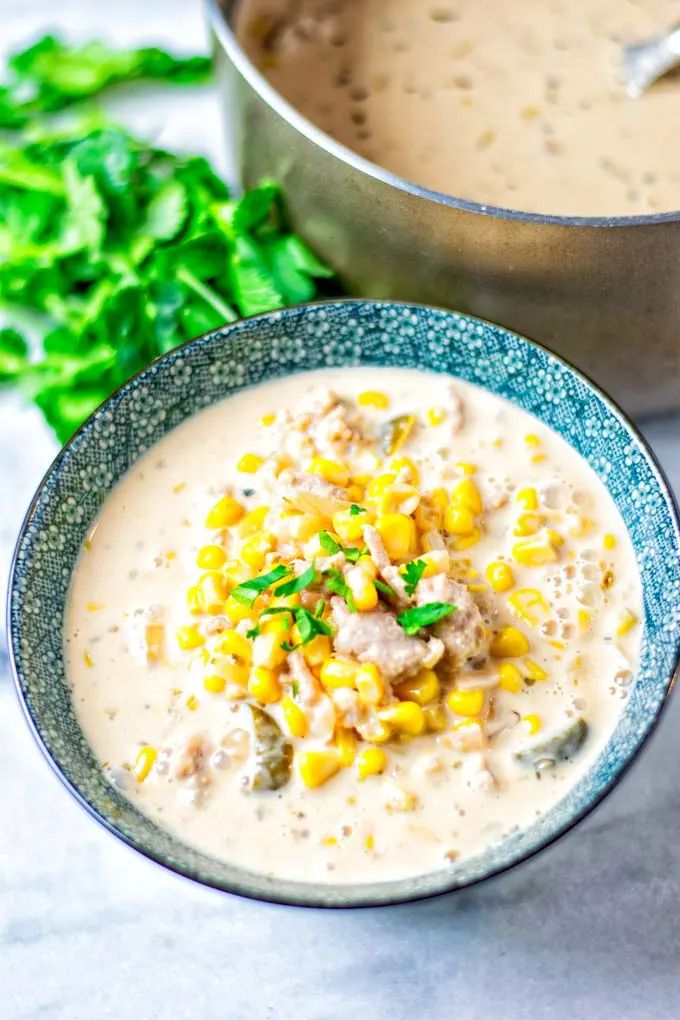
[460, 751, 496, 792]
[288, 651, 320, 706]
[175, 734, 212, 781]
[331, 597, 433, 681]
[416, 574, 489, 664]
[446, 387, 465, 437]
[362, 525, 410, 607]
[330, 687, 366, 729]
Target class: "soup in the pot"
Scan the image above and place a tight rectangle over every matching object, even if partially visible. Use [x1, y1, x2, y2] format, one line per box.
[236, 0, 680, 217]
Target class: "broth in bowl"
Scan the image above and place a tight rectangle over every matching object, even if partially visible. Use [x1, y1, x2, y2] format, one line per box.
[65, 367, 642, 884]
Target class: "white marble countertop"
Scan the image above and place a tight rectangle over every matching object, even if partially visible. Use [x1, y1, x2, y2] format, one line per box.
[3, 3, 680, 1018]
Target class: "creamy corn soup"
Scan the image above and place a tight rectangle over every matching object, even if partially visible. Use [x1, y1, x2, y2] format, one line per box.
[66, 368, 641, 884]
[236, 0, 680, 217]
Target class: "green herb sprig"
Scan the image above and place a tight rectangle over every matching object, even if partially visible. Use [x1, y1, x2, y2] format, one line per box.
[396, 602, 456, 635]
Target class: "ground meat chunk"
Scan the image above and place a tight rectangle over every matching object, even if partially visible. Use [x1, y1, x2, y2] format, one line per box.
[330, 597, 431, 681]
[415, 574, 489, 664]
[175, 734, 211, 781]
[288, 651, 320, 706]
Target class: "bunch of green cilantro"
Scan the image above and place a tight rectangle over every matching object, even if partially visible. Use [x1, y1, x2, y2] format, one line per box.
[0, 35, 336, 442]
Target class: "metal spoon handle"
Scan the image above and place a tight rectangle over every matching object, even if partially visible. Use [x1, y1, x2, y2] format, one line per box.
[625, 22, 680, 97]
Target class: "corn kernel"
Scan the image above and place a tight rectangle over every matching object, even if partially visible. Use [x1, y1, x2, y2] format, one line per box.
[335, 728, 357, 766]
[240, 531, 276, 570]
[490, 625, 530, 658]
[602, 569, 615, 590]
[447, 687, 485, 717]
[134, 746, 157, 783]
[224, 595, 255, 625]
[455, 462, 478, 476]
[451, 479, 483, 514]
[249, 666, 282, 703]
[236, 505, 270, 538]
[252, 631, 288, 670]
[524, 433, 541, 447]
[522, 713, 542, 735]
[375, 513, 417, 560]
[516, 487, 539, 511]
[507, 588, 551, 627]
[186, 694, 199, 711]
[379, 701, 425, 735]
[197, 544, 227, 570]
[297, 749, 341, 789]
[416, 550, 450, 578]
[425, 406, 446, 426]
[532, 453, 547, 464]
[512, 534, 560, 566]
[604, 533, 617, 551]
[356, 663, 384, 704]
[186, 586, 203, 615]
[452, 527, 482, 552]
[522, 658, 548, 682]
[237, 453, 264, 474]
[546, 529, 565, 548]
[86, 601, 104, 612]
[444, 504, 475, 535]
[577, 609, 592, 631]
[377, 484, 421, 517]
[514, 513, 544, 537]
[617, 610, 638, 636]
[260, 413, 276, 426]
[222, 559, 252, 587]
[486, 561, 516, 593]
[347, 484, 365, 502]
[569, 517, 596, 539]
[282, 695, 308, 737]
[197, 572, 228, 615]
[498, 662, 523, 693]
[358, 390, 390, 409]
[346, 566, 378, 612]
[395, 668, 440, 705]
[366, 720, 392, 743]
[83, 650, 94, 668]
[310, 457, 349, 487]
[356, 554, 378, 579]
[423, 704, 448, 732]
[206, 496, 244, 529]
[333, 508, 367, 544]
[320, 658, 359, 689]
[366, 473, 397, 501]
[204, 674, 227, 694]
[288, 513, 328, 543]
[217, 630, 252, 664]
[302, 634, 332, 668]
[357, 747, 387, 780]
[365, 833, 375, 850]
[176, 624, 205, 651]
[390, 457, 420, 485]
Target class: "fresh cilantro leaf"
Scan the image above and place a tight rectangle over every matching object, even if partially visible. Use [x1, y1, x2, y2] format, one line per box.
[374, 579, 396, 599]
[314, 599, 325, 618]
[272, 564, 316, 597]
[396, 602, 456, 636]
[343, 545, 367, 564]
[245, 625, 260, 640]
[0, 328, 28, 380]
[349, 504, 366, 516]
[230, 233, 285, 318]
[402, 559, 427, 598]
[143, 179, 188, 241]
[295, 608, 333, 644]
[281, 640, 300, 652]
[291, 681, 300, 698]
[319, 531, 342, 556]
[231, 565, 292, 607]
[324, 569, 357, 612]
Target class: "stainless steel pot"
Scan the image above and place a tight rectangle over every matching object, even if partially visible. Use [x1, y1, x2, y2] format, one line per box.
[207, 0, 680, 418]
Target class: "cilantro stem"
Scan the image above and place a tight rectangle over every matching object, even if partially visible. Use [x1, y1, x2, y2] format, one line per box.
[175, 266, 238, 324]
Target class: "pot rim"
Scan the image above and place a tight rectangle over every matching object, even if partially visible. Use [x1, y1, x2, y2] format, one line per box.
[206, 0, 680, 229]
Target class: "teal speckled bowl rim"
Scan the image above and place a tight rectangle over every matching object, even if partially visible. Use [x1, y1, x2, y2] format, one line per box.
[8, 299, 680, 908]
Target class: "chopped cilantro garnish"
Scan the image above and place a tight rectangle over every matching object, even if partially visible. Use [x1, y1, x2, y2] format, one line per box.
[396, 602, 456, 635]
[291, 681, 300, 698]
[281, 640, 300, 652]
[231, 564, 291, 607]
[245, 624, 260, 639]
[375, 579, 396, 599]
[319, 531, 342, 555]
[295, 607, 333, 644]
[401, 559, 427, 597]
[324, 569, 357, 612]
[319, 530, 365, 564]
[274, 564, 316, 597]
[349, 504, 366, 516]
[314, 599, 326, 618]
